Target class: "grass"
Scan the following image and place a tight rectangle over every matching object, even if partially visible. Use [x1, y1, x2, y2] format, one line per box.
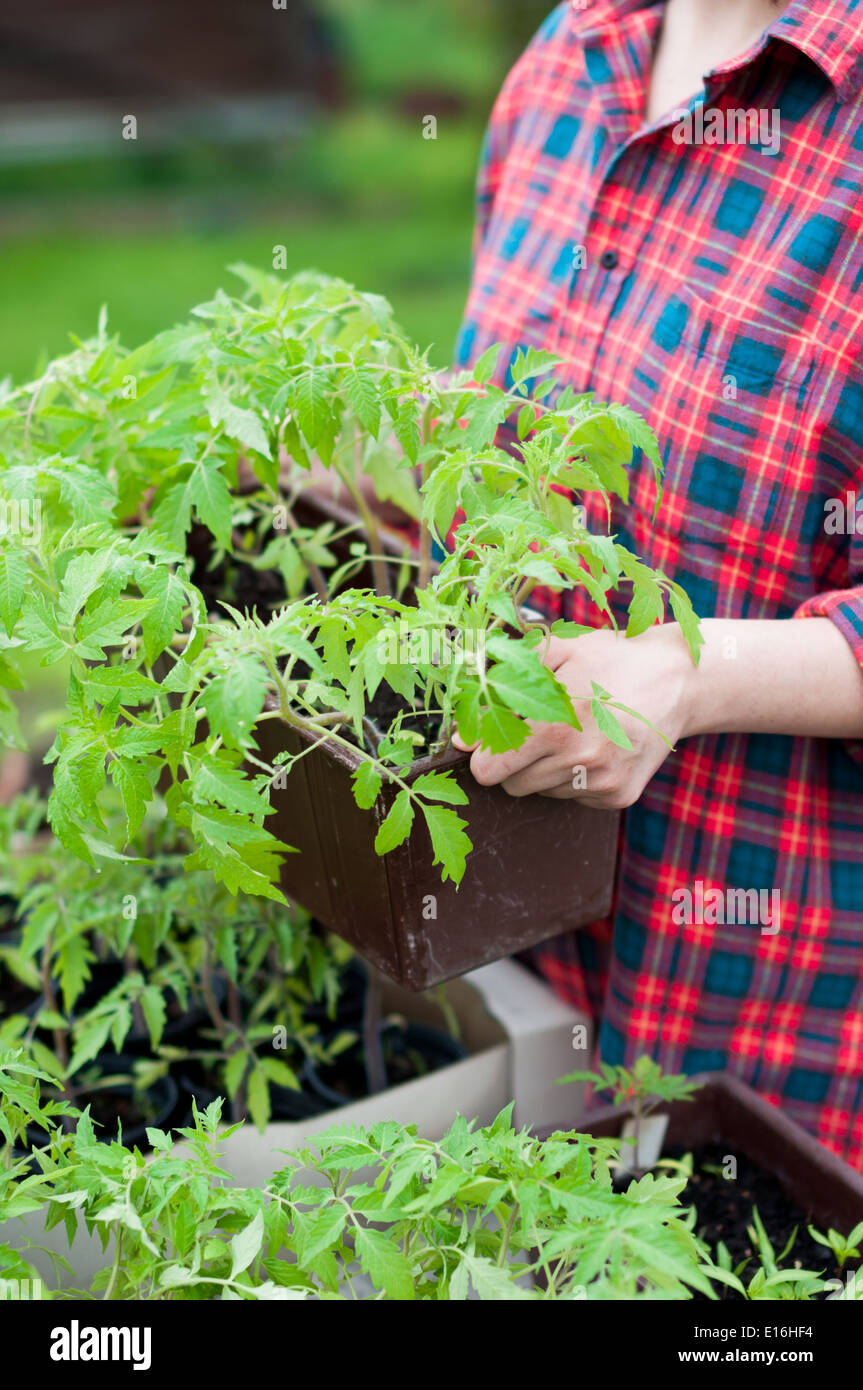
[0, 113, 483, 382]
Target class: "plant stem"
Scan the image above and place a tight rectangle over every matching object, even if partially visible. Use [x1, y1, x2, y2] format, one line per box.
[333, 433, 389, 596]
[103, 1229, 124, 1301]
[362, 970, 387, 1096]
[497, 1204, 519, 1267]
[274, 497, 330, 604]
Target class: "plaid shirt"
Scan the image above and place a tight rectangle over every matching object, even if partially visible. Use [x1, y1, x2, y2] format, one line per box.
[455, 0, 863, 1167]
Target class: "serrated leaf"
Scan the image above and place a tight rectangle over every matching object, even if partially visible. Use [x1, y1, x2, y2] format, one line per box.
[352, 761, 383, 810]
[200, 657, 268, 747]
[110, 756, 153, 838]
[423, 803, 471, 885]
[181, 457, 232, 550]
[486, 641, 577, 727]
[0, 548, 27, 634]
[295, 1206, 347, 1268]
[477, 702, 531, 755]
[374, 789, 414, 855]
[293, 367, 329, 449]
[193, 755, 268, 817]
[354, 1226, 414, 1300]
[345, 365, 381, 438]
[411, 771, 469, 806]
[668, 585, 703, 665]
[472, 343, 501, 386]
[589, 688, 633, 750]
[207, 382, 270, 457]
[139, 567, 187, 664]
[230, 1209, 265, 1279]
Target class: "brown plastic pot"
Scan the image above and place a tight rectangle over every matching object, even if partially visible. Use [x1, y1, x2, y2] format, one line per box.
[556, 1072, 863, 1234]
[189, 488, 620, 988]
[257, 712, 619, 990]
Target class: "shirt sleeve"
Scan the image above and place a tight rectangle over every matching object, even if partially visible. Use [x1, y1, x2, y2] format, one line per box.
[792, 402, 863, 761]
[793, 585, 863, 665]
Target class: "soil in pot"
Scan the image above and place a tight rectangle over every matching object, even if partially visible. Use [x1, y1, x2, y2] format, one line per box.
[672, 1142, 857, 1294]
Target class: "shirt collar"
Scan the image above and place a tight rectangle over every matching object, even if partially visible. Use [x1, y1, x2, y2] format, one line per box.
[570, 0, 863, 102]
[765, 0, 863, 101]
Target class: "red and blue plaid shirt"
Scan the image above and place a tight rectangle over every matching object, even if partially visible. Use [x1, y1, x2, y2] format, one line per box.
[455, 0, 863, 1166]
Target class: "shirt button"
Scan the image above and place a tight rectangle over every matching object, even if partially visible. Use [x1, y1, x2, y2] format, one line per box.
[600, 250, 619, 270]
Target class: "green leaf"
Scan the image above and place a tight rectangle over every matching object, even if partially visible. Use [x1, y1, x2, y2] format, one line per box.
[193, 755, 268, 817]
[225, 1050, 248, 1100]
[374, 789, 414, 856]
[57, 465, 117, 524]
[453, 683, 481, 746]
[59, 935, 90, 1014]
[472, 343, 501, 386]
[345, 365, 381, 438]
[477, 702, 531, 755]
[0, 548, 27, 634]
[589, 684, 634, 750]
[668, 585, 703, 666]
[293, 367, 329, 449]
[140, 986, 167, 1050]
[354, 1227, 414, 1300]
[200, 658, 268, 748]
[206, 382, 270, 457]
[139, 567, 188, 665]
[230, 1210, 265, 1279]
[247, 1065, 271, 1131]
[294, 1206, 347, 1268]
[462, 1254, 531, 1300]
[110, 756, 153, 838]
[352, 761, 383, 810]
[461, 388, 508, 451]
[261, 1057, 300, 1090]
[58, 549, 115, 627]
[411, 771, 469, 806]
[83, 666, 160, 703]
[423, 803, 471, 885]
[486, 640, 577, 727]
[188, 458, 233, 550]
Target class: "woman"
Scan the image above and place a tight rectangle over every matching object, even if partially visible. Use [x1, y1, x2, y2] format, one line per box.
[452, 0, 863, 1165]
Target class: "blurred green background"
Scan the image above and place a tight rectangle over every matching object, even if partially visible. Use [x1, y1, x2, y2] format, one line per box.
[0, 0, 554, 383]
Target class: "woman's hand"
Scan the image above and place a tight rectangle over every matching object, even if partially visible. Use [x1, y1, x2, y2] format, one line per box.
[452, 624, 696, 807]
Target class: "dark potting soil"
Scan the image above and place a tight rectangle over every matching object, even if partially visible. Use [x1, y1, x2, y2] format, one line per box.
[193, 547, 288, 620]
[672, 1142, 852, 1291]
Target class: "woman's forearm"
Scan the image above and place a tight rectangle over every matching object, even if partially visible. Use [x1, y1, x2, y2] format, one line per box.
[680, 617, 863, 741]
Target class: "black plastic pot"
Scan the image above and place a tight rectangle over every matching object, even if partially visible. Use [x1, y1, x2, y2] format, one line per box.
[26, 1054, 179, 1152]
[176, 1068, 330, 1124]
[301, 956, 369, 1033]
[304, 1018, 468, 1107]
